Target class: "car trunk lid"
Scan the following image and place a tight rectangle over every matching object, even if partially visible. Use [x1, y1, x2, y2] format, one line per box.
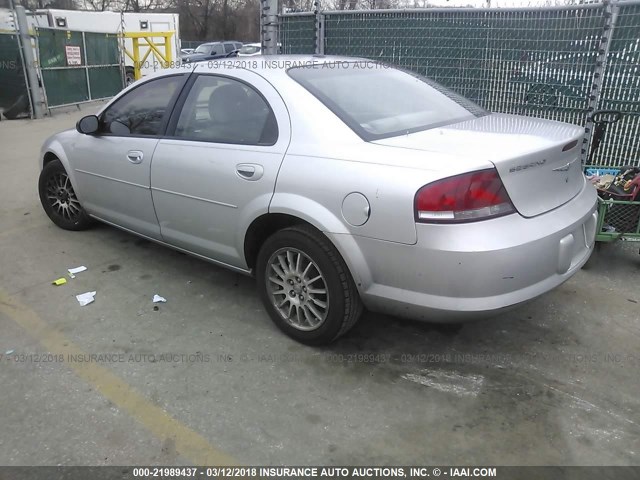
[373, 113, 586, 218]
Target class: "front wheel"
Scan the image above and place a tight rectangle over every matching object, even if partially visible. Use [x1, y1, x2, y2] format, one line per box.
[38, 159, 93, 231]
[256, 225, 363, 345]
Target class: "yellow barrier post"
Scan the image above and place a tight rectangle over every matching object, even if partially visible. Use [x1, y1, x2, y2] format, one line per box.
[121, 31, 175, 81]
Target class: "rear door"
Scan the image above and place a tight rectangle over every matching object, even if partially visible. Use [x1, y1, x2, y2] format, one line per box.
[150, 69, 290, 269]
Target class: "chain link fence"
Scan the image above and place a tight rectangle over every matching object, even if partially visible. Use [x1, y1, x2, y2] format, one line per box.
[280, 13, 317, 53]
[594, 2, 640, 166]
[279, 2, 640, 168]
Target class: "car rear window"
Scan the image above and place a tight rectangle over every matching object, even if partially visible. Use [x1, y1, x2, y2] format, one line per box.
[288, 62, 487, 141]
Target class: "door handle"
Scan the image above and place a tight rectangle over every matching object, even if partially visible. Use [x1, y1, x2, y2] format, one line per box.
[127, 150, 144, 164]
[236, 163, 263, 181]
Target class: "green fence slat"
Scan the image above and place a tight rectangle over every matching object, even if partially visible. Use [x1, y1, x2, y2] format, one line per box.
[595, 4, 640, 166]
[41, 68, 89, 106]
[279, 14, 316, 54]
[85, 32, 119, 66]
[0, 33, 27, 112]
[279, 5, 640, 167]
[88, 66, 122, 99]
[37, 28, 84, 68]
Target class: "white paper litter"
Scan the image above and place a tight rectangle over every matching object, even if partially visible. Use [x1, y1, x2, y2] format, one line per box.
[152, 294, 167, 303]
[5, 350, 14, 355]
[76, 291, 96, 306]
[68, 266, 87, 275]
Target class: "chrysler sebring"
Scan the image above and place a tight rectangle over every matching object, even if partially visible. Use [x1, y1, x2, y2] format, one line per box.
[38, 56, 598, 344]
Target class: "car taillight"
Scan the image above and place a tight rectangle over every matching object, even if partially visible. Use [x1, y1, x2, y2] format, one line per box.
[415, 169, 515, 223]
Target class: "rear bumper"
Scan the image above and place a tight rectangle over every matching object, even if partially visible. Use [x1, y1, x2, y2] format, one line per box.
[331, 181, 598, 322]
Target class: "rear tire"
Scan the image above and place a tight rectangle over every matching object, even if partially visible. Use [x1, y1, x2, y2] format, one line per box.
[256, 225, 363, 345]
[38, 159, 93, 231]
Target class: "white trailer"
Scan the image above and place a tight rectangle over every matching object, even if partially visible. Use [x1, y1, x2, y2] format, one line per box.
[27, 9, 181, 82]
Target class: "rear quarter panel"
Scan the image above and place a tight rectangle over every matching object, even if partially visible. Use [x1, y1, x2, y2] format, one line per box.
[271, 143, 450, 245]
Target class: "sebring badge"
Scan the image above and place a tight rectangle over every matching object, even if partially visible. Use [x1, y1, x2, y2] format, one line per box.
[509, 159, 546, 173]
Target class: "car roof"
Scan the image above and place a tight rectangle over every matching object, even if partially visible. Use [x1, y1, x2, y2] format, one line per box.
[134, 55, 377, 90]
[200, 40, 242, 46]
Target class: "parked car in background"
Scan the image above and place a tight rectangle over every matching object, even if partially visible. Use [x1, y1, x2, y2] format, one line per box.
[182, 41, 242, 62]
[238, 43, 283, 56]
[180, 48, 194, 57]
[38, 56, 597, 345]
[238, 43, 262, 56]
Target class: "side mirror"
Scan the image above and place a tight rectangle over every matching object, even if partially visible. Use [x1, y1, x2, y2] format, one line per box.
[76, 115, 100, 135]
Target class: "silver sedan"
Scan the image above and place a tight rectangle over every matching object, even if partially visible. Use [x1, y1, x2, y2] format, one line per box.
[38, 56, 598, 344]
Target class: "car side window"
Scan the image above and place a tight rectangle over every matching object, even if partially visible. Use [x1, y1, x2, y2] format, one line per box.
[211, 44, 224, 56]
[174, 75, 278, 146]
[101, 76, 182, 136]
[223, 43, 234, 54]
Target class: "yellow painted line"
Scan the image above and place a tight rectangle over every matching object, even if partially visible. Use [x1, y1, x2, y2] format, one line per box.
[0, 290, 237, 466]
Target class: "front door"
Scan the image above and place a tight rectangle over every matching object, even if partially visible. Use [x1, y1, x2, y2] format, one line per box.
[72, 74, 186, 239]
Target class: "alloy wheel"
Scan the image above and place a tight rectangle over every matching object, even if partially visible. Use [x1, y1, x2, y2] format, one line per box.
[45, 171, 83, 222]
[266, 247, 329, 331]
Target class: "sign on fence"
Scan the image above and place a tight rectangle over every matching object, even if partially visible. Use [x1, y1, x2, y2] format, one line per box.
[64, 45, 82, 66]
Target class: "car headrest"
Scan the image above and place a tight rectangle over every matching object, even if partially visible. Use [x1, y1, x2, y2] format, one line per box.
[208, 83, 248, 123]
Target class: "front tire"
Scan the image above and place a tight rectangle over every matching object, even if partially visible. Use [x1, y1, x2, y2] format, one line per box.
[38, 159, 92, 231]
[256, 225, 363, 345]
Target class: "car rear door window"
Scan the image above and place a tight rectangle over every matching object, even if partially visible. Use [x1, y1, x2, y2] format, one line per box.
[173, 75, 278, 146]
[101, 75, 183, 136]
[223, 43, 234, 54]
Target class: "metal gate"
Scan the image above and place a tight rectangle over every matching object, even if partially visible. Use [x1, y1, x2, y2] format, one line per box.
[36, 27, 123, 108]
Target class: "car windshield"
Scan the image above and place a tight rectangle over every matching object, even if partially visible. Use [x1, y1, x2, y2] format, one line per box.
[194, 44, 211, 54]
[288, 62, 487, 140]
[240, 45, 260, 55]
